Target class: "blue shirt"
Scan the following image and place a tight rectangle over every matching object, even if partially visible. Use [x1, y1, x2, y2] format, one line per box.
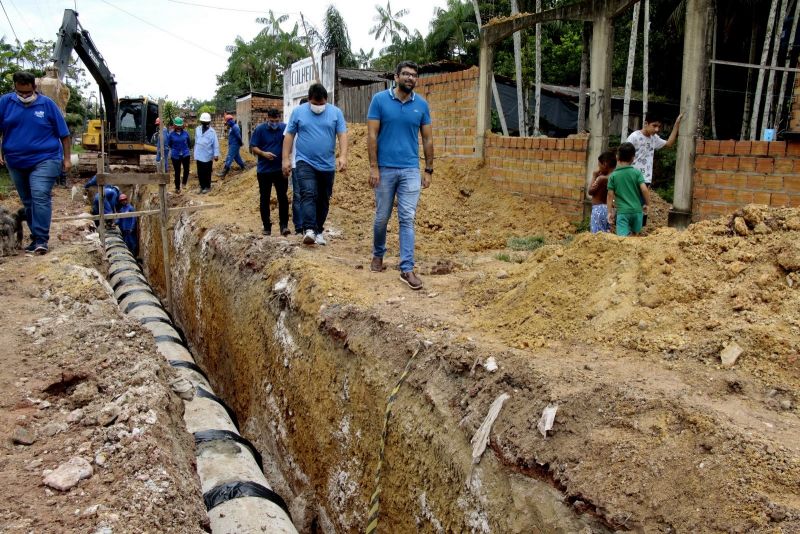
[166, 129, 190, 158]
[117, 203, 136, 232]
[286, 103, 347, 172]
[367, 88, 431, 168]
[0, 92, 70, 168]
[194, 125, 220, 162]
[249, 122, 284, 173]
[227, 122, 243, 147]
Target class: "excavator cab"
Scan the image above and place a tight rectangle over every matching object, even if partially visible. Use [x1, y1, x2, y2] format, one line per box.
[115, 97, 158, 154]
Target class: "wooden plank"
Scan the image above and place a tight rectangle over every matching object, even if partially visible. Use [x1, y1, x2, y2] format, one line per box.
[97, 173, 169, 186]
[709, 59, 800, 73]
[52, 203, 224, 223]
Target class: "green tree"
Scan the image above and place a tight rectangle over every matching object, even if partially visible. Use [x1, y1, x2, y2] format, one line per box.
[427, 0, 478, 61]
[370, 1, 410, 43]
[323, 5, 357, 67]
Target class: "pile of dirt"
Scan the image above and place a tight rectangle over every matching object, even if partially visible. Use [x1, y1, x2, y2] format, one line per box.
[0, 239, 206, 533]
[466, 205, 800, 389]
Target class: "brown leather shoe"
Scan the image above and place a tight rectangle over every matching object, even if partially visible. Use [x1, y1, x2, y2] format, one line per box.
[400, 271, 423, 290]
[370, 256, 385, 272]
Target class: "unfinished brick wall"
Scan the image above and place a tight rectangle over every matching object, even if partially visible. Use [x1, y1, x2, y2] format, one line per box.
[692, 140, 800, 220]
[485, 134, 589, 218]
[416, 67, 479, 158]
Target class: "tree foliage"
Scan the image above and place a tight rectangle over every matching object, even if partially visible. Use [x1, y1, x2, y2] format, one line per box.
[323, 6, 357, 67]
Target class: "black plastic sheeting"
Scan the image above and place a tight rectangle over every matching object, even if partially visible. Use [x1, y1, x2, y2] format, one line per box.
[154, 334, 185, 346]
[124, 299, 164, 314]
[194, 429, 264, 472]
[168, 360, 210, 383]
[113, 275, 149, 292]
[116, 288, 153, 303]
[196, 387, 240, 431]
[203, 480, 291, 520]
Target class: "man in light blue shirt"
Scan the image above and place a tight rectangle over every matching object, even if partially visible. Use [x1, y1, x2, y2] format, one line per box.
[282, 83, 347, 246]
[194, 112, 220, 193]
[367, 60, 433, 290]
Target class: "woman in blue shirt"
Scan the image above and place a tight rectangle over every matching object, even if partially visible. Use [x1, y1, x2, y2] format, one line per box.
[166, 117, 191, 192]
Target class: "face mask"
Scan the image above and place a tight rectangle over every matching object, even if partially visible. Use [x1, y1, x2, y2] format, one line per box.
[17, 93, 37, 104]
[268, 122, 279, 130]
[201, 123, 210, 131]
[309, 103, 325, 115]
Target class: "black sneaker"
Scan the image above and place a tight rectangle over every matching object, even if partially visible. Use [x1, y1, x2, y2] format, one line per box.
[280, 227, 291, 237]
[24, 241, 36, 253]
[34, 243, 49, 255]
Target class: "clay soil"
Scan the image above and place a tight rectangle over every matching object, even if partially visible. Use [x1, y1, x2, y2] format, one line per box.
[2, 122, 799, 532]
[0, 192, 206, 532]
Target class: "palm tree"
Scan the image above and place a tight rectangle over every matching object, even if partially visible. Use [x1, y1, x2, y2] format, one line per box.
[323, 5, 357, 67]
[356, 48, 375, 69]
[370, 1, 410, 43]
[427, 0, 477, 60]
[256, 10, 289, 39]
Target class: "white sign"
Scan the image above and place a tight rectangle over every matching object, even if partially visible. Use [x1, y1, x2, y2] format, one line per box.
[283, 52, 336, 121]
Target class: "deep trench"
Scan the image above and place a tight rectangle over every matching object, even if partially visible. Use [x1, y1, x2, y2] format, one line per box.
[135, 205, 610, 533]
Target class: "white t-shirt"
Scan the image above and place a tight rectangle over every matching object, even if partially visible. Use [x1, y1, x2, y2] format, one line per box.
[627, 130, 667, 184]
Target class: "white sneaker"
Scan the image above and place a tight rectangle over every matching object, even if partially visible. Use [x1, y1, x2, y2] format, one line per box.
[303, 229, 316, 244]
[314, 232, 326, 245]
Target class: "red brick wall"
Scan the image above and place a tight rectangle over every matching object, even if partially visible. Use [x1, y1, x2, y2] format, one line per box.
[693, 140, 800, 220]
[416, 67, 479, 158]
[485, 134, 589, 218]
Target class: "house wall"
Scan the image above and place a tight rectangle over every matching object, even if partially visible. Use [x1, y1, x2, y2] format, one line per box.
[692, 140, 800, 220]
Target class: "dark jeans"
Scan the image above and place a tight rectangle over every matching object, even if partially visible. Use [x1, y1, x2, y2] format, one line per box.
[171, 156, 190, 189]
[291, 168, 301, 233]
[257, 171, 289, 231]
[295, 160, 334, 233]
[196, 160, 213, 190]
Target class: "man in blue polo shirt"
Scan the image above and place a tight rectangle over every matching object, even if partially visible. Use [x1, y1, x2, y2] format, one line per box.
[367, 60, 433, 290]
[250, 108, 289, 236]
[282, 83, 348, 246]
[0, 71, 71, 255]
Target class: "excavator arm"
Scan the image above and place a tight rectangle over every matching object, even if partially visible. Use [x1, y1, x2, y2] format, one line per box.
[52, 9, 118, 134]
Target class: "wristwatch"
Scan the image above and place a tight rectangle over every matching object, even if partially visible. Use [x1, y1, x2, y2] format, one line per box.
[424, 167, 433, 174]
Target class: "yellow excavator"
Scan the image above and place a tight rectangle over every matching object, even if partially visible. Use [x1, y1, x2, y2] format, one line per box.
[50, 9, 159, 170]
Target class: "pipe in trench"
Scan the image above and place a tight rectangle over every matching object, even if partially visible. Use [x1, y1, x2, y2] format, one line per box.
[103, 230, 297, 533]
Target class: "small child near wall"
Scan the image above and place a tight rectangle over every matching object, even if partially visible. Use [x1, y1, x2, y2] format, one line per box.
[588, 150, 617, 233]
[607, 142, 650, 237]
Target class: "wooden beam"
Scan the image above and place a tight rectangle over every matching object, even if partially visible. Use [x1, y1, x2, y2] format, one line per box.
[483, 0, 639, 46]
[97, 173, 169, 186]
[52, 203, 224, 223]
[709, 59, 800, 73]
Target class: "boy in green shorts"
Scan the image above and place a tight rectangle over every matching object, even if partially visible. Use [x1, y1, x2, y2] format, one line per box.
[607, 142, 650, 236]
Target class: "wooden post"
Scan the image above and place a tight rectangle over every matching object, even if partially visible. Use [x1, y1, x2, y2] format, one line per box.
[159, 183, 172, 314]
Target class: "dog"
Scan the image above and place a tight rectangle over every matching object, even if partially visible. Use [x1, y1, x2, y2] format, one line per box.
[0, 206, 25, 256]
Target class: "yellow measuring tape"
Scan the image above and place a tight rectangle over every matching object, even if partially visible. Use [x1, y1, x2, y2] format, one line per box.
[365, 347, 420, 534]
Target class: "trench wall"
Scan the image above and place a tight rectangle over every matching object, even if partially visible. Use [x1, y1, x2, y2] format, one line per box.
[692, 139, 800, 220]
[137, 210, 595, 533]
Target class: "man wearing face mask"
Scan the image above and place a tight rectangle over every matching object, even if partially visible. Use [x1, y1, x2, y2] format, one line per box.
[367, 60, 433, 290]
[282, 83, 347, 246]
[218, 113, 247, 178]
[194, 112, 220, 193]
[250, 108, 289, 236]
[0, 71, 71, 255]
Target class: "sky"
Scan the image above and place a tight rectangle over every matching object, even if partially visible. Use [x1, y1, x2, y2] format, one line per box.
[0, 0, 449, 102]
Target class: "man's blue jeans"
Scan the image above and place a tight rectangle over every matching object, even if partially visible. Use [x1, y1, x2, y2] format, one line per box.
[291, 168, 301, 233]
[295, 160, 334, 234]
[372, 167, 421, 273]
[8, 158, 61, 245]
[224, 144, 245, 170]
